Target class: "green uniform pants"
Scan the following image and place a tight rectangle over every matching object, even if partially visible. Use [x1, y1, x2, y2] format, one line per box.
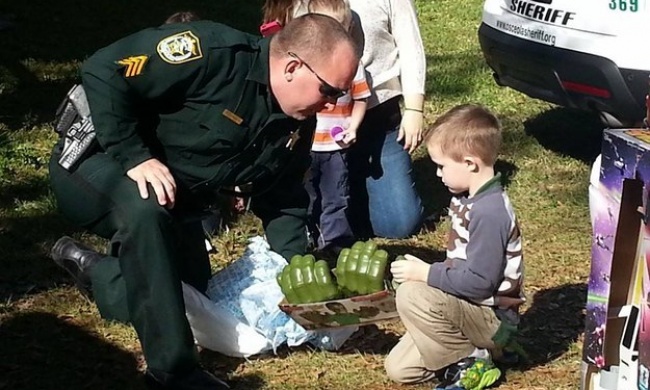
[49, 147, 211, 376]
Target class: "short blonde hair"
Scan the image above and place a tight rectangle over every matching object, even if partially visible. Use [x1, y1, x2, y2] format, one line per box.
[424, 104, 502, 165]
[308, 0, 352, 30]
[262, 0, 295, 25]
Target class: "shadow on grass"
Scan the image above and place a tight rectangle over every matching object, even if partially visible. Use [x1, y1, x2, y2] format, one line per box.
[495, 159, 519, 188]
[524, 107, 605, 164]
[512, 283, 586, 370]
[0, 217, 79, 303]
[0, 312, 264, 390]
[412, 155, 450, 219]
[412, 155, 520, 221]
[0, 311, 144, 390]
[381, 243, 446, 264]
[0, 130, 82, 301]
[0, 173, 50, 208]
[0, 0, 264, 130]
[342, 323, 402, 355]
[267, 324, 402, 357]
[199, 350, 265, 390]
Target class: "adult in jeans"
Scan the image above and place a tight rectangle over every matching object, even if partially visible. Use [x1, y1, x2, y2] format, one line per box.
[348, 0, 426, 239]
[48, 14, 358, 390]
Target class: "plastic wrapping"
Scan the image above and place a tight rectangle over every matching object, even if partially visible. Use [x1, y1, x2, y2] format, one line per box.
[183, 236, 356, 357]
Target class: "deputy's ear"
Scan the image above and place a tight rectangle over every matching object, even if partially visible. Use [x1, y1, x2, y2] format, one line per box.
[284, 58, 299, 81]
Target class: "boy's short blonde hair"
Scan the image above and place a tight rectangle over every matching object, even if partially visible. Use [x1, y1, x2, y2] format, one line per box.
[308, 0, 352, 30]
[424, 104, 502, 166]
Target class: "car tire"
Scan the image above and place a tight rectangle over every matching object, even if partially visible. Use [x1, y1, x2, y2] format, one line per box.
[598, 111, 642, 129]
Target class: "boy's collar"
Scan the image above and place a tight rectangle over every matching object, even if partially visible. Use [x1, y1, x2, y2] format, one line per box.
[473, 172, 502, 196]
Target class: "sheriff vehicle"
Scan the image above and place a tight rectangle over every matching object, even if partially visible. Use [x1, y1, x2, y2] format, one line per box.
[479, 0, 650, 126]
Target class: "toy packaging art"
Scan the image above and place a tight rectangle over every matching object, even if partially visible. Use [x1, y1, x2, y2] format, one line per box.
[278, 287, 397, 330]
[277, 241, 398, 330]
[583, 129, 650, 390]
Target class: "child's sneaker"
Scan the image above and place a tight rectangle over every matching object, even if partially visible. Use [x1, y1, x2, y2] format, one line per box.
[434, 357, 501, 390]
[493, 349, 520, 366]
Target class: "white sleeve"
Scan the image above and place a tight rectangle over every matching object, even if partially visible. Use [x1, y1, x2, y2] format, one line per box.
[390, 0, 426, 95]
[293, 0, 309, 18]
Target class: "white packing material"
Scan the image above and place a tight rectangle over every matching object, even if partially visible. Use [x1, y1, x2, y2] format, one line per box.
[205, 236, 313, 350]
[182, 282, 271, 357]
[183, 236, 356, 357]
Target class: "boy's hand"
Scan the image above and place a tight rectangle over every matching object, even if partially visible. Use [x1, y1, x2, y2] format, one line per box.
[390, 254, 430, 283]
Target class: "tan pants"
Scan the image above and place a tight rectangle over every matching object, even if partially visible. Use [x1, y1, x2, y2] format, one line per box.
[384, 281, 501, 384]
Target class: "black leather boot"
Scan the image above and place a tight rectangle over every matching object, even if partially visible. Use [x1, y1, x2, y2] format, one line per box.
[50, 236, 104, 297]
[144, 368, 231, 390]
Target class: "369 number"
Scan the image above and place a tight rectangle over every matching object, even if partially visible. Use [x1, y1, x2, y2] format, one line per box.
[609, 0, 639, 12]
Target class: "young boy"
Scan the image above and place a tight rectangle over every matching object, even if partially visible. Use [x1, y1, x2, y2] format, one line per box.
[304, 0, 370, 255]
[387, 104, 525, 390]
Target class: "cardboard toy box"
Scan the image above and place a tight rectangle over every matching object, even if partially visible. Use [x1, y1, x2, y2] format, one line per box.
[278, 286, 398, 330]
[582, 129, 650, 390]
[640, 240, 650, 390]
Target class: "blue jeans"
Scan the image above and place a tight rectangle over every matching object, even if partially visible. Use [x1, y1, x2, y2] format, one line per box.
[306, 150, 355, 250]
[349, 98, 423, 238]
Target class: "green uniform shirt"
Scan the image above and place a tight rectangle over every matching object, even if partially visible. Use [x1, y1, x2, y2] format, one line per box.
[81, 21, 313, 259]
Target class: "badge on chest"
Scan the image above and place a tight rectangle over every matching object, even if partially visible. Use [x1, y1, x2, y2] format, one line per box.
[157, 31, 203, 64]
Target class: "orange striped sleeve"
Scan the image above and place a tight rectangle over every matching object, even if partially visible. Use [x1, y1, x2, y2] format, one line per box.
[351, 80, 370, 99]
[313, 132, 335, 143]
[317, 105, 353, 117]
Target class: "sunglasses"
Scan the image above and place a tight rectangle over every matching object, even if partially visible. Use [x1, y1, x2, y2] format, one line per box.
[288, 51, 348, 100]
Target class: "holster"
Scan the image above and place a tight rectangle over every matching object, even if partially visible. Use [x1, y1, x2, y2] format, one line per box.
[54, 84, 98, 171]
[55, 84, 90, 135]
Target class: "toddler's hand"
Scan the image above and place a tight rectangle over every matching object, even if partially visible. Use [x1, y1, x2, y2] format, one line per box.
[390, 254, 430, 284]
[342, 127, 357, 144]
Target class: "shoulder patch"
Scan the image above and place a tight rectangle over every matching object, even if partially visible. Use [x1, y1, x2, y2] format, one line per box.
[157, 31, 203, 64]
[117, 55, 148, 77]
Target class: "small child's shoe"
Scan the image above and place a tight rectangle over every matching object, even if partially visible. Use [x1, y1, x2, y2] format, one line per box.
[493, 349, 519, 365]
[434, 357, 501, 390]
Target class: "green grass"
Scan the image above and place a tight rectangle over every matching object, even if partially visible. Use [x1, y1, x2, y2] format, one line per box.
[0, 0, 601, 388]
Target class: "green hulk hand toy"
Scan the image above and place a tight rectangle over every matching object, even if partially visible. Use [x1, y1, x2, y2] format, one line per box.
[277, 254, 339, 304]
[336, 240, 389, 296]
[459, 358, 501, 390]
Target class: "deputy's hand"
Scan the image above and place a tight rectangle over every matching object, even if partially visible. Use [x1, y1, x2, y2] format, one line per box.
[397, 110, 423, 154]
[390, 254, 430, 284]
[126, 158, 177, 208]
